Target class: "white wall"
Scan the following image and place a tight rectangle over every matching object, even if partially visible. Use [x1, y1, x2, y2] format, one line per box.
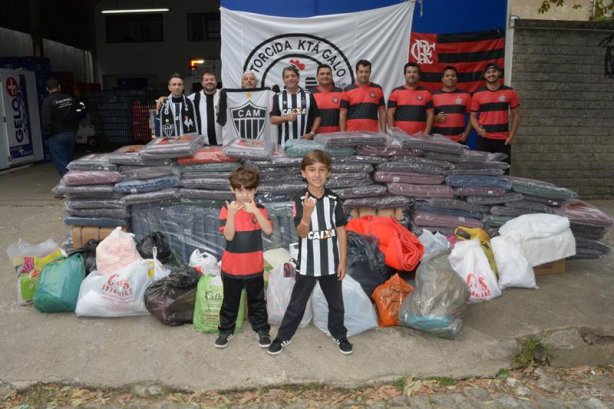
[95, 0, 221, 89]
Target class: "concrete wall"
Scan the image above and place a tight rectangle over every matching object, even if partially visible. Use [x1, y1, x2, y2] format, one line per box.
[511, 19, 614, 199]
[510, 0, 592, 21]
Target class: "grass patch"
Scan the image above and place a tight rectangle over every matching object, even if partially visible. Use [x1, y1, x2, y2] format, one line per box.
[430, 376, 456, 386]
[516, 337, 554, 367]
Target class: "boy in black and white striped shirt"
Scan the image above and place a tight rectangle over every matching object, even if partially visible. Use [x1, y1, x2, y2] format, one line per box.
[268, 150, 352, 355]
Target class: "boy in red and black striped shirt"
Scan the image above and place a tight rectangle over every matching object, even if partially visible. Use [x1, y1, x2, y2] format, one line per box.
[216, 166, 273, 349]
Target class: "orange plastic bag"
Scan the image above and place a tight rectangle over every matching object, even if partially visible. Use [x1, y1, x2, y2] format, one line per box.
[372, 273, 414, 327]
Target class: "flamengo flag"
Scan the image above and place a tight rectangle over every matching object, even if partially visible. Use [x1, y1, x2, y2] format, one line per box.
[220, 88, 276, 144]
[409, 29, 505, 93]
[220, 2, 414, 98]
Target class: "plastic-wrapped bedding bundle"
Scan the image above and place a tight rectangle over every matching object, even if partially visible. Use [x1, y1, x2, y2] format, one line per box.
[262, 201, 298, 250]
[66, 153, 118, 171]
[257, 192, 293, 203]
[376, 160, 447, 175]
[106, 145, 146, 165]
[283, 139, 355, 157]
[177, 146, 239, 165]
[481, 214, 514, 229]
[522, 194, 564, 207]
[52, 182, 123, 199]
[445, 175, 512, 190]
[63, 171, 123, 186]
[64, 216, 130, 227]
[446, 168, 505, 176]
[388, 183, 454, 199]
[570, 223, 609, 240]
[399, 133, 468, 155]
[332, 163, 374, 173]
[120, 166, 178, 180]
[258, 181, 305, 195]
[464, 191, 524, 203]
[247, 156, 303, 169]
[181, 171, 232, 180]
[179, 162, 241, 174]
[333, 184, 387, 199]
[132, 203, 224, 262]
[504, 199, 553, 214]
[413, 201, 484, 220]
[259, 172, 303, 183]
[374, 170, 445, 185]
[490, 205, 545, 218]
[357, 145, 424, 158]
[411, 211, 483, 230]
[120, 188, 180, 205]
[314, 131, 388, 147]
[572, 238, 611, 259]
[180, 178, 230, 190]
[343, 195, 413, 209]
[506, 176, 578, 200]
[65, 199, 125, 210]
[449, 159, 510, 169]
[114, 175, 180, 193]
[179, 189, 234, 201]
[326, 174, 373, 189]
[139, 135, 205, 159]
[424, 198, 490, 214]
[553, 200, 613, 242]
[554, 199, 613, 228]
[65, 207, 131, 219]
[337, 155, 387, 165]
[223, 138, 274, 160]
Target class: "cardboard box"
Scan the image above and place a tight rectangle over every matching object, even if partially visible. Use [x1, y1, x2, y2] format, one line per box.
[71, 226, 128, 249]
[534, 259, 566, 276]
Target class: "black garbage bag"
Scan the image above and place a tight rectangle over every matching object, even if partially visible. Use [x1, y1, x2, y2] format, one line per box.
[68, 239, 98, 276]
[137, 232, 173, 263]
[144, 267, 201, 326]
[346, 232, 393, 298]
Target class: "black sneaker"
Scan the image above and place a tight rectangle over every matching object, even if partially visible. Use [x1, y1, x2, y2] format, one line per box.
[267, 338, 291, 355]
[214, 331, 233, 348]
[333, 337, 353, 355]
[257, 330, 271, 348]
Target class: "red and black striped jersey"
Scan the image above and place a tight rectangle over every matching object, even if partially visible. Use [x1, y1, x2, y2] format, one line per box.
[310, 86, 347, 134]
[219, 204, 270, 279]
[341, 82, 385, 132]
[470, 85, 520, 140]
[387, 85, 433, 135]
[431, 88, 471, 142]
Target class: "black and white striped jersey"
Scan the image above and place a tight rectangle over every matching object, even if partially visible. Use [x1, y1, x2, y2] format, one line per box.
[293, 188, 347, 277]
[270, 88, 319, 146]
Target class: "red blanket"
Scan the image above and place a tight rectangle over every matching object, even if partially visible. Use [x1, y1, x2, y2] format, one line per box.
[347, 216, 424, 271]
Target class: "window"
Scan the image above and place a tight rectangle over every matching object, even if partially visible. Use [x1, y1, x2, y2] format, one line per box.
[187, 12, 220, 41]
[106, 14, 163, 43]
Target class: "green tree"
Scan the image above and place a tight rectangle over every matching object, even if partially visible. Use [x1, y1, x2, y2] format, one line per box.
[538, 0, 614, 20]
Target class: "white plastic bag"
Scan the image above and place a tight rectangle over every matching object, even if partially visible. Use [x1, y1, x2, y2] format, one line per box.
[311, 275, 378, 336]
[96, 227, 142, 275]
[75, 259, 152, 317]
[491, 236, 537, 290]
[189, 249, 220, 276]
[419, 229, 449, 260]
[266, 263, 312, 328]
[448, 239, 501, 303]
[6, 238, 59, 269]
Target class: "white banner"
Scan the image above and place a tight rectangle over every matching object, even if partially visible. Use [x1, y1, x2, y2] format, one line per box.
[220, 88, 276, 144]
[220, 2, 414, 99]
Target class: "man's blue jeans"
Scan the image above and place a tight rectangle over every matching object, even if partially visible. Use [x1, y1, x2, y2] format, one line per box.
[48, 131, 76, 177]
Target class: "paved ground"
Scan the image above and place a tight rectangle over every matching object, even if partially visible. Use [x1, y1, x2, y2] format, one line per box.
[0, 163, 613, 404]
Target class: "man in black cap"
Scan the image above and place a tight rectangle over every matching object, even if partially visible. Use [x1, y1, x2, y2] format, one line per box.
[469, 62, 520, 166]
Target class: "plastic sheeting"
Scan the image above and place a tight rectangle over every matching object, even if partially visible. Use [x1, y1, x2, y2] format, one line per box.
[314, 131, 388, 147]
[374, 171, 445, 185]
[507, 176, 578, 200]
[346, 232, 393, 298]
[66, 154, 118, 171]
[388, 183, 454, 199]
[333, 184, 387, 199]
[445, 175, 512, 190]
[342, 195, 412, 209]
[411, 211, 483, 230]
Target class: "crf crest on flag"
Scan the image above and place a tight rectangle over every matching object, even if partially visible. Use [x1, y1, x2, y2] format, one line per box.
[409, 30, 505, 93]
[220, 2, 414, 98]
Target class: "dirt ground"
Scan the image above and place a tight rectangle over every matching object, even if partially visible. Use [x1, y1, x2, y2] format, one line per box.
[2, 365, 613, 408]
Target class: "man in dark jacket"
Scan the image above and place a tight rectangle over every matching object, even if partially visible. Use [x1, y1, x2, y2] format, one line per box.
[42, 78, 78, 177]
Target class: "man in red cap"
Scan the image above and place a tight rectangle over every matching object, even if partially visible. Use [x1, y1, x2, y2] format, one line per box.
[470, 63, 520, 166]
